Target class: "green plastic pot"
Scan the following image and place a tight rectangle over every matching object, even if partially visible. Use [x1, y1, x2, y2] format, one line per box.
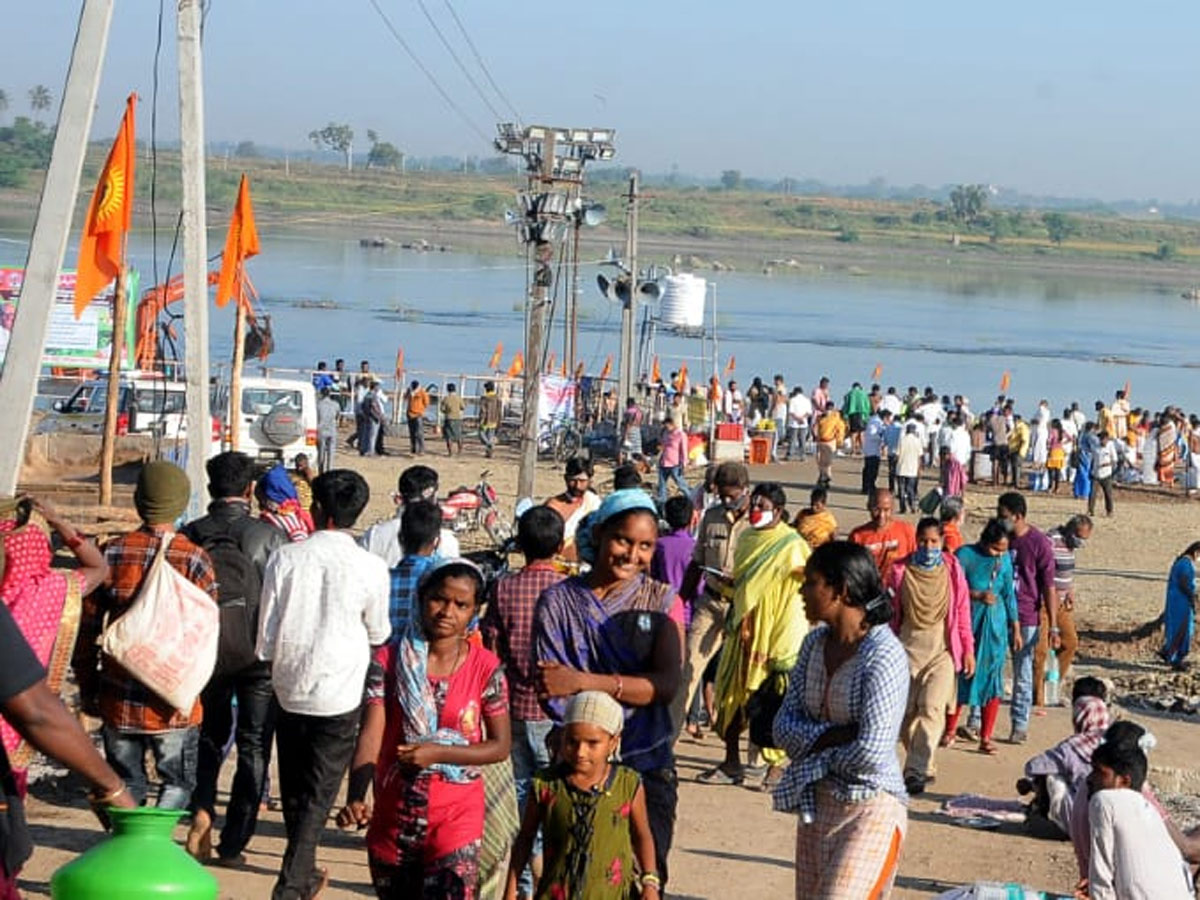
[50, 807, 218, 899]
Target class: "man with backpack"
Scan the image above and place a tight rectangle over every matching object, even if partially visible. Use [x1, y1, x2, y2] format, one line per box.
[183, 452, 285, 865]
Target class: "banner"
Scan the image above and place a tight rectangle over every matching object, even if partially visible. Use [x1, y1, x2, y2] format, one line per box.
[538, 373, 577, 430]
[0, 268, 139, 370]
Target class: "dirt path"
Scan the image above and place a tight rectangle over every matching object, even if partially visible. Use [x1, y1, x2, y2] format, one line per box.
[16, 444, 1200, 898]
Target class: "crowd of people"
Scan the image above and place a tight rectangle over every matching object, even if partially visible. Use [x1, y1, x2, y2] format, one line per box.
[1, 364, 1198, 899]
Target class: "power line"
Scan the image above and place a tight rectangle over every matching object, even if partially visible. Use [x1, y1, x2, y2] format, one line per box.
[365, 0, 491, 146]
[413, 0, 502, 123]
[441, 0, 522, 125]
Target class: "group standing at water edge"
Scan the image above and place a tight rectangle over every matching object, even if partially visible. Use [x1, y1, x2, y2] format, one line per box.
[2, 367, 1200, 899]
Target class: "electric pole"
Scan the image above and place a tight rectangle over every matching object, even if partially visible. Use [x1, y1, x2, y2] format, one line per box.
[0, 0, 113, 495]
[617, 171, 640, 407]
[494, 124, 615, 502]
[178, 0, 211, 518]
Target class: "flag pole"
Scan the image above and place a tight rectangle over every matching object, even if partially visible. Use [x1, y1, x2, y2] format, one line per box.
[98, 266, 127, 506]
[228, 276, 246, 449]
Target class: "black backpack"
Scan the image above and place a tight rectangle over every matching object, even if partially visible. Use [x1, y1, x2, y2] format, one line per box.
[191, 521, 263, 678]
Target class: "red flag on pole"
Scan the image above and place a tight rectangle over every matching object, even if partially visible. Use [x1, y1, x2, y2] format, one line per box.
[651, 356, 662, 384]
[678, 363, 689, 390]
[74, 93, 137, 318]
[394, 347, 404, 379]
[871, 363, 883, 381]
[215, 174, 260, 308]
[487, 342, 503, 370]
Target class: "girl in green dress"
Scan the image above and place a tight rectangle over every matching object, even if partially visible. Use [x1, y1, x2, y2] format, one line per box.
[504, 691, 660, 900]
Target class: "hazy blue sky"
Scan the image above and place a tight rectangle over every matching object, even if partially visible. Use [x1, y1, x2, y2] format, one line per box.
[8, 1, 1200, 200]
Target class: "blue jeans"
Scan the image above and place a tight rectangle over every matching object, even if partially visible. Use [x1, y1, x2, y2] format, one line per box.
[511, 718, 553, 897]
[1010, 624, 1040, 733]
[103, 725, 199, 809]
[657, 464, 688, 505]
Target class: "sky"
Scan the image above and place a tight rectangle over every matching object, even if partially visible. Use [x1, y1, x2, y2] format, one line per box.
[6, 1, 1200, 201]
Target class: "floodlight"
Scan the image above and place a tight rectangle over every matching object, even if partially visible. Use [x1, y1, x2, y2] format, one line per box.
[581, 203, 607, 227]
[590, 130, 612, 143]
[570, 130, 589, 142]
[504, 209, 521, 226]
[598, 147, 616, 160]
[527, 126, 546, 140]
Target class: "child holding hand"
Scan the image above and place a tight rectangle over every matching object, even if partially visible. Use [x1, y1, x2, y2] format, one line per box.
[504, 691, 659, 900]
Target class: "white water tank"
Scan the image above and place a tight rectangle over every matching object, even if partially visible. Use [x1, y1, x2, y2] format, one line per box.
[659, 273, 706, 329]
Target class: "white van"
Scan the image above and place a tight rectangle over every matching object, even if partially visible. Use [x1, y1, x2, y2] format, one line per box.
[220, 375, 318, 462]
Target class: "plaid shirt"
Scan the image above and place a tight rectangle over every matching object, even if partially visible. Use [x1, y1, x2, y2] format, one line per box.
[74, 528, 218, 733]
[388, 554, 437, 637]
[772, 624, 909, 821]
[480, 562, 565, 721]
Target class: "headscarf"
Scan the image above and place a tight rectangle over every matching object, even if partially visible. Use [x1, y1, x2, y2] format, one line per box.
[258, 464, 312, 541]
[259, 464, 299, 508]
[565, 690, 625, 737]
[575, 489, 657, 565]
[1024, 694, 1111, 783]
[134, 461, 190, 525]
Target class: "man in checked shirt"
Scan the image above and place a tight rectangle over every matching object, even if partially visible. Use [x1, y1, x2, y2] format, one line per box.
[74, 461, 218, 809]
[481, 505, 565, 900]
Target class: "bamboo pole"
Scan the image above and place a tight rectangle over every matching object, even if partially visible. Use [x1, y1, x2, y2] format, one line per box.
[98, 269, 127, 506]
[229, 289, 246, 449]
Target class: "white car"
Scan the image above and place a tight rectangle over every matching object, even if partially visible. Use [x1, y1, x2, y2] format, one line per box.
[36, 373, 216, 440]
[220, 375, 318, 462]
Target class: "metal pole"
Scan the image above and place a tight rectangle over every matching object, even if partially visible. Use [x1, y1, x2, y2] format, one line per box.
[98, 270, 126, 504]
[568, 214, 581, 375]
[178, 0, 210, 517]
[0, 0, 113, 495]
[617, 171, 639, 407]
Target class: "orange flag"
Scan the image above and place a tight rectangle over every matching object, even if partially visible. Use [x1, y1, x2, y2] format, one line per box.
[1122, 379, 1131, 399]
[545, 351, 557, 374]
[487, 342, 503, 370]
[651, 357, 662, 384]
[871, 363, 883, 381]
[678, 362, 689, 389]
[394, 347, 404, 378]
[599, 355, 613, 380]
[999, 370, 1011, 393]
[574, 362, 585, 379]
[725, 355, 736, 375]
[559, 362, 567, 377]
[74, 93, 137, 318]
[507, 351, 524, 378]
[215, 174, 260, 308]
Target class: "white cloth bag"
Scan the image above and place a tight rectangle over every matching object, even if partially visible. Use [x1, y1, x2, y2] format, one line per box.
[101, 533, 219, 713]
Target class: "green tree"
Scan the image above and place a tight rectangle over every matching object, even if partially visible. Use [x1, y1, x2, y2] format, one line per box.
[1155, 241, 1178, 261]
[234, 140, 259, 158]
[0, 117, 53, 187]
[720, 169, 742, 190]
[1042, 212, 1077, 246]
[27, 84, 52, 120]
[308, 122, 354, 171]
[0, 90, 8, 122]
[365, 129, 404, 171]
[949, 183, 988, 224]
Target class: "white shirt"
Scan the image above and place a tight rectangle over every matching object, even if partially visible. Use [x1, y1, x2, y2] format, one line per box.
[879, 394, 902, 416]
[358, 514, 460, 569]
[951, 426, 972, 466]
[919, 401, 945, 430]
[788, 393, 813, 426]
[1089, 788, 1192, 900]
[897, 432, 923, 478]
[257, 530, 391, 716]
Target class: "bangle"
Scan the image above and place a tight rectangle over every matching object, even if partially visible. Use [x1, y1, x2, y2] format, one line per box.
[65, 534, 85, 551]
[640, 872, 662, 889]
[613, 674, 624, 701]
[90, 782, 127, 804]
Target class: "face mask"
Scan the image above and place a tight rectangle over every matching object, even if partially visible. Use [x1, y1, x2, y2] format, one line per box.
[749, 508, 774, 529]
[912, 546, 943, 569]
[721, 494, 746, 511]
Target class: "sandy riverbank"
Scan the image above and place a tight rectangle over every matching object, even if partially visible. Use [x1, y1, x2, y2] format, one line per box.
[15, 442, 1200, 898]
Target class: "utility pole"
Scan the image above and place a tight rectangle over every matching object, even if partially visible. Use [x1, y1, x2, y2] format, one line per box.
[617, 171, 640, 406]
[0, 0, 113, 495]
[178, 0, 210, 517]
[494, 124, 615, 501]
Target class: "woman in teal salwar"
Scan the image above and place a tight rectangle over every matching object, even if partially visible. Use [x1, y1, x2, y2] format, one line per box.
[1161, 542, 1200, 669]
[944, 519, 1020, 755]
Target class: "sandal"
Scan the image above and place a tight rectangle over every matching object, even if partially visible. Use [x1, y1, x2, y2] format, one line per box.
[956, 725, 980, 742]
[939, 732, 955, 749]
[696, 765, 744, 785]
[979, 740, 999, 756]
[685, 724, 704, 741]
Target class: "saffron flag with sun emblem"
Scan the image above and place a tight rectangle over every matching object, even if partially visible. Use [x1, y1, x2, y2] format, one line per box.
[488, 342, 503, 370]
[74, 93, 136, 319]
[215, 174, 260, 308]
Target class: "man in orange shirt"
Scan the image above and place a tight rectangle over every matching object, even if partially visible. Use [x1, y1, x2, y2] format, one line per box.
[849, 488, 916, 575]
[403, 380, 429, 456]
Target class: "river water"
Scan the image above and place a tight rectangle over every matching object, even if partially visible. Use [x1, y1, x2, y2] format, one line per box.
[3, 227, 1199, 414]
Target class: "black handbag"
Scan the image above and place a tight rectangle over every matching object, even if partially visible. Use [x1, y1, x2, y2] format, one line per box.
[746, 670, 789, 750]
[0, 749, 32, 878]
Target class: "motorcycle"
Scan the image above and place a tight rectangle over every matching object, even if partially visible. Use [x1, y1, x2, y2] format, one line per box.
[441, 470, 511, 545]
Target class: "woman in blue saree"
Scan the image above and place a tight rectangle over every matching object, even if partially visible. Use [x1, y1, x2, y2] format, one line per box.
[1161, 542, 1200, 669]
